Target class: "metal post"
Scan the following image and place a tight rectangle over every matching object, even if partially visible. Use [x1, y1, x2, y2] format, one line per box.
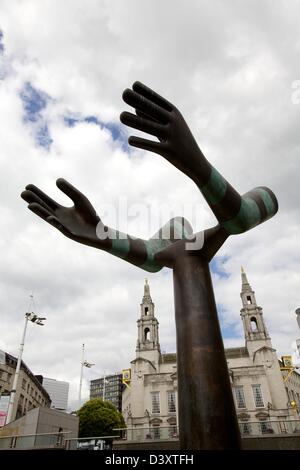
[6, 314, 30, 424]
[103, 372, 106, 401]
[173, 254, 241, 449]
[78, 343, 85, 410]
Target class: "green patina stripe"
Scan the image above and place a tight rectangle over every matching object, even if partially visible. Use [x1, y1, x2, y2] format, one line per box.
[256, 188, 276, 218]
[111, 237, 130, 260]
[140, 238, 171, 273]
[222, 197, 261, 235]
[200, 167, 227, 205]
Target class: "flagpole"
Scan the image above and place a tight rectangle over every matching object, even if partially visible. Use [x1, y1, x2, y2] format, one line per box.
[78, 343, 85, 410]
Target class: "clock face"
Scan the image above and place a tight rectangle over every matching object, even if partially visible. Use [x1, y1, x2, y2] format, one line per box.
[283, 356, 292, 367]
[122, 369, 131, 380]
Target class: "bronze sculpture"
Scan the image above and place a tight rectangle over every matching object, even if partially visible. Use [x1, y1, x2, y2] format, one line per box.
[21, 82, 278, 449]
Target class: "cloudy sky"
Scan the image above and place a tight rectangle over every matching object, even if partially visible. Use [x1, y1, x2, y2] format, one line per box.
[0, 0, 299, 410]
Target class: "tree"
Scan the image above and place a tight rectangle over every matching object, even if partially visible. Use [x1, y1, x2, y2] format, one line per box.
[77, 398, 125, 438]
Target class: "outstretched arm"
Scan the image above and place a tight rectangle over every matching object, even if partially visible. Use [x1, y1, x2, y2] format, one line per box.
[21, 179, 193, 272]
[120, 82, 278, 235]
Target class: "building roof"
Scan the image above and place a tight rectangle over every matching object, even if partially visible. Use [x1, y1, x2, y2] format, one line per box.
[158, 348, 250, 363]
[225, 347, 249, 359]
[160, 353, 176, 364]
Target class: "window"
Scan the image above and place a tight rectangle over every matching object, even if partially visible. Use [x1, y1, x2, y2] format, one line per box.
[240, 423, 252, 435]
[18, 394, 24, 406]
[151, 392, 160, 414]
[234, 387, 246, 409]
[22, 379, 26, 390]
[246, 296, 252, 304]
[169, 426, 178, 439]
[250, 317, 258, 331]
[260, 422, 273, 434]
[144, 328, 150, 341]
[144, 307, 149, 315]
[167, 391, 176, 413]
[252, 384, 264, 408]
[152, 425, 160, 439]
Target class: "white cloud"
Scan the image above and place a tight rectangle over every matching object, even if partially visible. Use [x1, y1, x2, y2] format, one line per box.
[0, 0, 299, 410]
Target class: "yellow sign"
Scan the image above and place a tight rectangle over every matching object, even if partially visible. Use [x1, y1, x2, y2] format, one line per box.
[282, 356, 293, 368]
[122, 369, 131, 381]
[122, 369, 131, 389]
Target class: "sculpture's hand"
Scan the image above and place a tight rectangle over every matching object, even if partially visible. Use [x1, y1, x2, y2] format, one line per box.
[21, 178, 106, 248]
[120, 81, 208, 184]
[21, 179, 194, 272]
[121, 82, 278, 236]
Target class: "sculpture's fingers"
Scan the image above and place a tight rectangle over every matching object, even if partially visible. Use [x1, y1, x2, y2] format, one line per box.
[122, 89, 169, 123]
[132, 81, 173, 112]
[21, 190, 55, 215]
[135, 108, 160, 123]
[55, 178, 86, 208]
[25, 184, 59, 211]
[120, 112, 167, 139]
[128, 136, 165, 154]
[28, 202, 52, 221]
[56, 178, 99, 223]
[135, 110, 164, 143]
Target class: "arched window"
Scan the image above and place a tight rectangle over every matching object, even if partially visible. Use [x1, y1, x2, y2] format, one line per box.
[250, 317, 258, 331]
[144, 307, 149, 315]
[144, 327, 150, 341]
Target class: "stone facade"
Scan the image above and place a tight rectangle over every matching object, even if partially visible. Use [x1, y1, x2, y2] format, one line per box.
[0, 350, 51, 422]
[122, 273, 300, 438]
[122, 280, 178, 440]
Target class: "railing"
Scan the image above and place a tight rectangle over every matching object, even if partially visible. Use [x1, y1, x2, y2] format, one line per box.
[113, 426, 179, 442]
[1, 420, 299, 449]
[114, 421, 300, 442]
[0, 431, 70, 449]
[239, 420, 300, 437]
[64, 435, 117, 450]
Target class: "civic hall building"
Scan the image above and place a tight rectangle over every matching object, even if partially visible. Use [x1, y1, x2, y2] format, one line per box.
[122, 272, 300, 439]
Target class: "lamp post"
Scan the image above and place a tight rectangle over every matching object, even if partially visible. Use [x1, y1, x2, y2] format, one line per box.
[6, 310, 46, 424]
[78, 344, 94, 410]
[102, 373, 109, 401]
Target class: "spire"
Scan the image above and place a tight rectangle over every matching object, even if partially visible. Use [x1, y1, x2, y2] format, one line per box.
[240, 266, 257, 306]
[240, 268, 270, 343]
[136, 279, 160, 356]
[241, 266, 252, 293]
[142, 278, 152, 303]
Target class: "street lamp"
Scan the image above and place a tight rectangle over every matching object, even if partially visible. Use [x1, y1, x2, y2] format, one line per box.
[78, 344, 94, 410]
[6, 310, 46, 424]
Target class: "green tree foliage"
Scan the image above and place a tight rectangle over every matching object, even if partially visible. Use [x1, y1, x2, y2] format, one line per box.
[77, 398, 125, 438]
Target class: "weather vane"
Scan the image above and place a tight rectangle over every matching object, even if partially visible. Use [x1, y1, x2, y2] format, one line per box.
[21, 82, 278, 449]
